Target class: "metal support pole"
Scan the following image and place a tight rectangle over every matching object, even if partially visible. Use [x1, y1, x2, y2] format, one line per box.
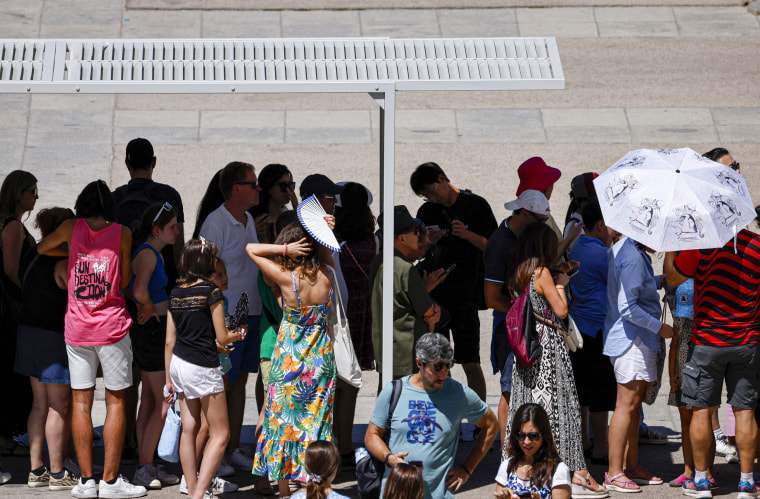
[371, 86, 396, 388]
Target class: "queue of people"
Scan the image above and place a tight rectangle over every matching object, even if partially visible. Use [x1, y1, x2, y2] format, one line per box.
[0, 140, 755, 499]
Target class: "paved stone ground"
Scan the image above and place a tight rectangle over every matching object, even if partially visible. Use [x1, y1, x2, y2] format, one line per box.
[1, 0, 759, 497]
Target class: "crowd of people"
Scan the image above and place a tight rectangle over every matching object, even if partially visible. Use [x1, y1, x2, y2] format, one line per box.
[0, 139, 757, 499]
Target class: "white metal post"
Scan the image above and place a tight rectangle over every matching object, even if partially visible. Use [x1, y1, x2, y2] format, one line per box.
[372, 85, 396, 388]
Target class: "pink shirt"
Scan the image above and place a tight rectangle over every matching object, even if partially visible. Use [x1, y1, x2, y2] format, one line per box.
[65, 219, 132, 346]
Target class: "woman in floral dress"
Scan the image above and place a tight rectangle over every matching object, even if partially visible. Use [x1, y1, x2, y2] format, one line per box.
[247, 221, 336, 498]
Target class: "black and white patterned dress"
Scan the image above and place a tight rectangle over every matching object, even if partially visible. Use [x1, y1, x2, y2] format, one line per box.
[502, 273, 585, 472]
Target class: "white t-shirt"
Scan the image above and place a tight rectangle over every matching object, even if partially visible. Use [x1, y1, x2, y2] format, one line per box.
[495, 457, 571, 498]
[199, 204, 262, 315]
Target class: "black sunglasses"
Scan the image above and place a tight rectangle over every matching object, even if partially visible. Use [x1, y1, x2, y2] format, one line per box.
[730, 162, 740, 171]
[236, 180, 259, 188]
[277, 181, 296, 192]
[516, 432, 542, 441]
[425, 361, 452, 372]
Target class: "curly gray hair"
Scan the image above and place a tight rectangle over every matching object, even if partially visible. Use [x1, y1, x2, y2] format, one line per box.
[415, 333, 454, 365]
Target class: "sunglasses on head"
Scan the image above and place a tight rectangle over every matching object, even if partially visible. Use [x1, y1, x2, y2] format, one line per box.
[152, 202, 173, 225]
[277, 181, 296, 192]
[516, 432, 542, 442]
[730, 161, 740, 171]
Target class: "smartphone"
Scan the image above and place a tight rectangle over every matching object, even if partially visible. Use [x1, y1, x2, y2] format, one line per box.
[566, 268, 580, 279]
[516, 491, 532, 498]
[408, 460, 423, 468]
[427, 225, 441, 231]
[442, 263, 456, 275]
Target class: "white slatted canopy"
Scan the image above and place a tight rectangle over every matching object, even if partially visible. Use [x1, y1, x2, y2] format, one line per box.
[0, 37, 564, 385]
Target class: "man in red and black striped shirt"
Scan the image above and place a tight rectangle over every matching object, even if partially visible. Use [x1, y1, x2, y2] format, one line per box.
[665, 228, 760, 497]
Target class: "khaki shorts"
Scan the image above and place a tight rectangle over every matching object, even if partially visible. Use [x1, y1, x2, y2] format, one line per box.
[66, 335, 133, 391]
[260, 358, 271, 388]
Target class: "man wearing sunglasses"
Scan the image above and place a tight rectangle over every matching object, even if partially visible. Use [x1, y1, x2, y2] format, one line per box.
[370, 206, 446, 386]
[199, 161, 265, 474]
[365, 333, 498, 499]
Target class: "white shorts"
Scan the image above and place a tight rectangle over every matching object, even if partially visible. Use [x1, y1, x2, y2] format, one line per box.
[169, 354, 224, 400]
[610, 336, 657, 384]
[66, 335, 133, 391]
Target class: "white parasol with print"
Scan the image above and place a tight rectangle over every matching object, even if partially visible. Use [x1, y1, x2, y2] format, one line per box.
[594, 147, 755, 252]
[297, 195, 341, 252]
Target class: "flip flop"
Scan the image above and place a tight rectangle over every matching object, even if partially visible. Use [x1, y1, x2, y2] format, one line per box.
[625, 466, 663, 485]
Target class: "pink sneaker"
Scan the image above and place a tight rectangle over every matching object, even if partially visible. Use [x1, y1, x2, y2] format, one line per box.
[669, 474, 691, 487]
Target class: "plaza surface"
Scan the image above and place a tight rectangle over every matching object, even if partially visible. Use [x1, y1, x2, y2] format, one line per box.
[1, 0, 760, 497]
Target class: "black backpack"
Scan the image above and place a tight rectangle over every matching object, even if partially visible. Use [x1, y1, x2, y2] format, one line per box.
[116, 182, 157, 230]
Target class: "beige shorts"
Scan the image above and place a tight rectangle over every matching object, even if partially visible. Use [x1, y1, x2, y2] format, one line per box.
[260, 358, 271, 388]
[66, 335, 133, 391]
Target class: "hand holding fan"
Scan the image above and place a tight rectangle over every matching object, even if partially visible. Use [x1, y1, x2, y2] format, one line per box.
[231, 292, 249, 340]
[297, 195, 341, 252]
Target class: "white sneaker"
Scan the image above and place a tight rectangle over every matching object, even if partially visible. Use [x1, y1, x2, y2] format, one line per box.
[216, 455, 235, 477]
[156, 464, 180, 486]
[727, 450, 740, 463]
[98, 475, 147, 498]
[1, 469, 11, 485]
[70, 477, 98, 498]
[210, 475, 239, 493]
[132, 464, 161, 489]
[715, 435, 738, 456]
[227, 447, 254, 471]
[180, 475, 188, 495]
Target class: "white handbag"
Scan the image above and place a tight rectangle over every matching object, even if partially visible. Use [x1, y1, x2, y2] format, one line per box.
[327, 266, 362, 389]
[564, 314, 584, 352]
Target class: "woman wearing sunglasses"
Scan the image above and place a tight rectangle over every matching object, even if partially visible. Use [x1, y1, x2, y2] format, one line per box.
[503, 222, 607, 498]
[128, 202, 181, 490]
[248, 164, 299, 244]
[495, 403, 571, 499]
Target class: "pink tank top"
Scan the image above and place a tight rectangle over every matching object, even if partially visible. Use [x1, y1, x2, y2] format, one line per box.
[65, 218, 132, 346]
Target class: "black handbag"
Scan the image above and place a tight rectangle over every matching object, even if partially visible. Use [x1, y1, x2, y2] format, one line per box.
[356, 379, 403, 499]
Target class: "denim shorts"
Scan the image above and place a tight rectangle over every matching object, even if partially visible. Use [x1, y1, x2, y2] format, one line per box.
[681, 342, 760, 409]
[15, 325, 70, 384]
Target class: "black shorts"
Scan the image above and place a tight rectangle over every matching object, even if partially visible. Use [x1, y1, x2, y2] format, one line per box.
[569, 331, 617, 412]
[440, 307, 480, 364]
[129, 315, 167, 372]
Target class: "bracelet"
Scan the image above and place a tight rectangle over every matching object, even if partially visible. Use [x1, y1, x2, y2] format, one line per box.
[556, 285, 565, 289]
[460, 463, 472, 476]
[283, 243, 288, 256]
[384, 453, 392, 466]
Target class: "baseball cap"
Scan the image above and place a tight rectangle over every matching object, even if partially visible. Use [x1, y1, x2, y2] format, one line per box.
[377, 205, 423, 237]
[125, 138, 154, 170]
[571, 172, 599, 199]
[516, 156, 562, 196]
[504, 189, 551, 216]
[300, 174, 345, 199]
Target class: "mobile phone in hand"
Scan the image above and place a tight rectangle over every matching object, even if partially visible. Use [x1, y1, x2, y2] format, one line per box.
[442, 263, 456, 275]
[566, 268, 579, 279]
[516, 491, 532, 498]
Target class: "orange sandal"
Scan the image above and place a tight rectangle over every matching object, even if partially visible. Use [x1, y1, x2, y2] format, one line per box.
[604, 472, 641, 493]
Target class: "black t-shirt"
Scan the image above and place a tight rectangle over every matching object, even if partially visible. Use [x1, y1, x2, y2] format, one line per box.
[170, 281, 224, 368]
[19, 250, 67, 333]
[113, 178, 185, 289]
[416, 190, 497, 309]
[483, 219, 518, 288]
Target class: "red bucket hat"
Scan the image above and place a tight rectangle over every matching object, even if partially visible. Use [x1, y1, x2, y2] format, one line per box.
[516, 157, 562, 196]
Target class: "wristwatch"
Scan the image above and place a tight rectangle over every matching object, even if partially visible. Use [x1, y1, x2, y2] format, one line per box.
[384, 453, 392, 466]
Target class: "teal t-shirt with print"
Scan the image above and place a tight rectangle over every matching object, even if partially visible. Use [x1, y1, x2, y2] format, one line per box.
[370, 375, 488, 499]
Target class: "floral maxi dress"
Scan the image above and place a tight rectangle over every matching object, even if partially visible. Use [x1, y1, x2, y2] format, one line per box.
[503, 273, 585, 472]
[253, 271, 337, 481]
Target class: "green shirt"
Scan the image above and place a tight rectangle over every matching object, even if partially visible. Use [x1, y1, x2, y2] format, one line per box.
[257, 272, 281, 360]
[370, 249, 433, 377]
